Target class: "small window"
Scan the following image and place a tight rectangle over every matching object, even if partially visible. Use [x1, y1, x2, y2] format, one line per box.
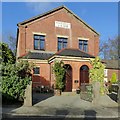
[34, 34, 45, 50]
[33, 67, 40, 74]
[79, 40, 88, 52]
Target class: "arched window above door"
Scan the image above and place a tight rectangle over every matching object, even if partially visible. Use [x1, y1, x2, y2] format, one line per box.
[80, 65, 89, 71]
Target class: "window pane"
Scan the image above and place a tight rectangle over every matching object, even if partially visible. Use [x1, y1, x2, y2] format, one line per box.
[58, 37, 68, 51]
[83, 40, 88, 52]
[83, 40, 88, 45]
[79, 40, 83, 44]
[83, 44, 88, 52]
[40, 35, 45, 40]
[40, 40, 45, 50]
[79, 40, 83, 50]
[79, 40, 88, 52]
[34, 35, 45, 50]
[81, 65, 89, 70]
[63, 38, 67, 42]
[79, 44, 83, 50]
[34, 35, 40, 39]
[58, 38, 63, 42]
[63, 42, 67, 48]
[58, 41, 62, 51]
[34, 40, 39, 49]
[33, 67, 40, 74]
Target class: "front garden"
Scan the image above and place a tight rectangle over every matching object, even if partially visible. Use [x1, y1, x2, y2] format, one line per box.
[52, 57, 119, 104]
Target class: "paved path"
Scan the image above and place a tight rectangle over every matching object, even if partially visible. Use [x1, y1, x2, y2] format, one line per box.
[2, 93, 119, 119]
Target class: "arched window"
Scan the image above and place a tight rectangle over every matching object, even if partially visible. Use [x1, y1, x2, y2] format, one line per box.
[80, 65, 89, 71]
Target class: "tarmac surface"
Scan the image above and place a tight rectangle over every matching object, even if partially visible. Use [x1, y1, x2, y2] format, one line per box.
[2, 92, 119, 120]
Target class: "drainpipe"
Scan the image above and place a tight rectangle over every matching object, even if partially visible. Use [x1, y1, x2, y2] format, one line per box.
[69, 23, 72, 48]
[25, 25, 27, 53]
[49, 63, 52, 88]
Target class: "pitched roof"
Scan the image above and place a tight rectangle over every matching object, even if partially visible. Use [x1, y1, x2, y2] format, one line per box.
[19, 48, 95, 60]
[103, 59, 120, 70]
[19, 52, 54, 60]
[55, 48, 95, 58]
[17, 5, 99, 35]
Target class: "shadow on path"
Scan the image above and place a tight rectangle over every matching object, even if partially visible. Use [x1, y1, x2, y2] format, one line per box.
[107, 93, 118, 102]
[84, 110, 97, 120]
[55, 109, 69, 116]
[32, 93, 54, 105]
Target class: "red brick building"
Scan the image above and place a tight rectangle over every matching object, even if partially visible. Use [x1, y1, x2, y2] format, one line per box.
[16, 6, 100, 92]
[103, 60, 120, 83]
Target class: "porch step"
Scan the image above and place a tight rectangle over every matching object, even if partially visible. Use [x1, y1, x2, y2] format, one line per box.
[61, 92, 77, 96]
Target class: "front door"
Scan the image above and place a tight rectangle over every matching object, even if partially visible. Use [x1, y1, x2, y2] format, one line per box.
[80, 65, 89, 86]
[63, 64, 72, 92]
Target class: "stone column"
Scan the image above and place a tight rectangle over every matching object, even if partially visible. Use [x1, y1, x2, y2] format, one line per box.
[24, 81, 32, 106]
[72, 66, 79, 91]
[92, 81, 100, 105]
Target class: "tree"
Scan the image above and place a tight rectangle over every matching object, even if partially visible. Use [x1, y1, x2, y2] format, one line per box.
[0, 42, 16, 64]
[99, 36, 119, 60]
[8, 35, 17, 56]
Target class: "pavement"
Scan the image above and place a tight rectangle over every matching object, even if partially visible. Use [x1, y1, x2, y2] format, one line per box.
[1, 92, 120, 120]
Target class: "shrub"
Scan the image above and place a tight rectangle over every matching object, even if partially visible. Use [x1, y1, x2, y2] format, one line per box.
[89, 57, 106, 95]
[110, 73, 117, 84]
[2, 60, 33, 101]
[52, 61, 65, 90]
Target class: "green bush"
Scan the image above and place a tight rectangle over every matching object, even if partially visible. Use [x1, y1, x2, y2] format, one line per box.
[89, 57, 106, 95]
[1, 42, 34, 103]
[2, 60, 33, 101]
[110, 73, 117, 84]
[52, 61, 65, 90]
[89, 57, 105, 83]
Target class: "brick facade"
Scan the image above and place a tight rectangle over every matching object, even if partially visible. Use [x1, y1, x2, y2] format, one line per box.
[17, 7, 99, 57]
[105, 69, 120, 82]
[104, 60, 120, 83]
[17, 6, 100, 91]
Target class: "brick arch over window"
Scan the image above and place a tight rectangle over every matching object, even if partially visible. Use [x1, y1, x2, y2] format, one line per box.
[80, 65, 89, 86]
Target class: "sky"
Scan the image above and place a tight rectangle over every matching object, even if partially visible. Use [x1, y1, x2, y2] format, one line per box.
[2, 2, 118, 45]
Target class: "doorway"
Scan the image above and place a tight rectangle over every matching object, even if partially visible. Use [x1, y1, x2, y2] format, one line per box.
[63, 64, 72, 92]
[80, 65, 89, 86]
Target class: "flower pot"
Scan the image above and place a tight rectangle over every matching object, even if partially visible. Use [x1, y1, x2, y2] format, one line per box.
[54, 89, 61, 96]
[76, 89, 80, 94]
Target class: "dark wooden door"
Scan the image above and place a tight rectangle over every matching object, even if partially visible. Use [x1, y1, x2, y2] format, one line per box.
[64, 68, 72, 92]
[80, 65, 89, 86]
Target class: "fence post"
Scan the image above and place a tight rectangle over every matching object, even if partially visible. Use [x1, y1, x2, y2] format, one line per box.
[24, 81, 32, 106]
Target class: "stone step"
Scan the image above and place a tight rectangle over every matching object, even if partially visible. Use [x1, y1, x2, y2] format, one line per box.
[61, 92, 77, 96]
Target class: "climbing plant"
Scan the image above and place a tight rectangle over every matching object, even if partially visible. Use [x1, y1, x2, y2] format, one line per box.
[52, 60, 65, 90]
[89, 56, 106, 94]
